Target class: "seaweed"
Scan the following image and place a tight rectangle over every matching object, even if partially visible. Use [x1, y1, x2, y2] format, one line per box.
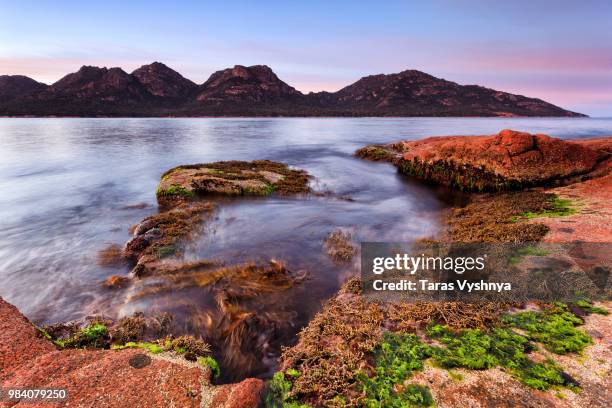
[427, 324, 579, 391]
[501, 308, 592, 354]
[198, 356, 221, 379]
[512, 196, 576, 221]
[358, 332, 433, 407]
[57, 323, 108, 349]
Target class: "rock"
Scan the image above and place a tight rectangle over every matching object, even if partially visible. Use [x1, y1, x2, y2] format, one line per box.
[123, 235, 150, 262]
[359, 130, 604, 191]
[142, 227, 162, 241]
[156, 160, 310, 205]
[0, 297, 56, 374]
[0, 298, 265, 407]
[133, 218, 157, 236]
[121, 201, 215, 275]
[211, 378, 266, 408]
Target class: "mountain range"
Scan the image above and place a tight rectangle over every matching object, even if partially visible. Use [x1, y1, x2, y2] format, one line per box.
[0, 62, 585, 117]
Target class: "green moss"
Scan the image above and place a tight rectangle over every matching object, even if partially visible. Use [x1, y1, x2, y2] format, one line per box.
[427, 324, 577, 391]
[514, 196, 576, 220]
[427, 325, 508, 370]
[573, 300, 609, 315]
[264, 371, 311, 408]
[286, 368, 301, 378]
[518, 245, 550, 257]
[111, 341, 164, 354]
[156, 244, 178, 258]
[502, 308, 592, 354]
[198, 356, 221, 379]
[59, 323, 108, 349]
[358, 332, 434, 407]
[37, 327, 53, 341]
[244, 183, 276, 196]
[447, 370, 464, 382]
[156, 184, 195, 198]
[395, 385, 435, 407]
[509, 245, 550, 264]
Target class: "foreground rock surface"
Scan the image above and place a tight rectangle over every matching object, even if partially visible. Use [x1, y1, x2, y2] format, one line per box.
[0, 297, 264, 407]
[357, 130, 608, 191]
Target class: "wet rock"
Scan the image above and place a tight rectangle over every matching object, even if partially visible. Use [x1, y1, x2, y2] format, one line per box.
[122, 201, 215, 274]
[133, 218, 157, 236]
[156, 160, 310, 205]
[142, 227, 162, 240]
[124, 235, 150, 262]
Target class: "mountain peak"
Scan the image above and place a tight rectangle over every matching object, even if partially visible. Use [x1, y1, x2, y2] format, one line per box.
[132, 62, 197, 98]
[197, 65, 299, 104]
[0, 75, 48, 100]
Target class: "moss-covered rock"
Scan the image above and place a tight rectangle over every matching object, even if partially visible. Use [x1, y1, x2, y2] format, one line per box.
[157, 160, 310, 205]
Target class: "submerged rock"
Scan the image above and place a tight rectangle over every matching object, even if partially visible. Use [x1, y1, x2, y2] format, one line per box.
[357, 130, 607, 191]
[123, 201, 215, 276]
[156, 160, 310, 205]
[324, 229, 355, 261]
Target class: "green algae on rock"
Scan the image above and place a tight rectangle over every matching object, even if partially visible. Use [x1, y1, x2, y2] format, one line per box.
[157, 160, 311, 205]
[276, 275, 608, 407]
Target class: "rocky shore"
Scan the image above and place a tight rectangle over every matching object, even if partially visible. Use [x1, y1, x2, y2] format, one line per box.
[273, 130, 611, 407]
[1, 131, 610, 407]
[0, 297, 265, 408]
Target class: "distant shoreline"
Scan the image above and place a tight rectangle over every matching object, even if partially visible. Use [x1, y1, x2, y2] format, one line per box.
[0, 115, 592, 119]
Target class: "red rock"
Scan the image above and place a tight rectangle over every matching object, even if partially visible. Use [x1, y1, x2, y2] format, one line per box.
[0, 298, 265, 407]
[0, 299, 56, 376]
[211, 378, 265, 408]
[393, 130, 603, 190]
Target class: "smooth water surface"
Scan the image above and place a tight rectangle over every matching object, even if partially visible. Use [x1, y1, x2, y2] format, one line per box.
[1, 117, 611, 379]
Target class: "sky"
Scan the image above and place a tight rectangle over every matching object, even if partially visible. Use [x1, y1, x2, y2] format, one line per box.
[1, 0, 611, 116]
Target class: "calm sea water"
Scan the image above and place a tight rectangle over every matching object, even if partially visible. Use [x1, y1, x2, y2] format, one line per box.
[1, 117, 611, 379]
